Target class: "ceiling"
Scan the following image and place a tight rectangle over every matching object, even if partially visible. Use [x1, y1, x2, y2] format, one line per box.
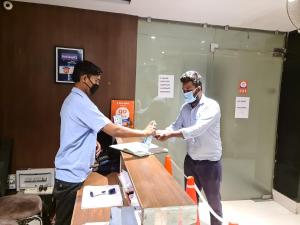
[15, 0, 296, 32]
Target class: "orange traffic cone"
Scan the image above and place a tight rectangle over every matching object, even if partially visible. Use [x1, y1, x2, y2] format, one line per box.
[186, 176, 197, 203]
[164, 155, 173, 175]
[186, 176, 200, 225]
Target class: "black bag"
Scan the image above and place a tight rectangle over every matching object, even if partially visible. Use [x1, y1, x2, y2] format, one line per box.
[95, 131, 120, 175]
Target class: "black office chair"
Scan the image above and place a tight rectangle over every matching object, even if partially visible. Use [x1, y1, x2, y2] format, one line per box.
[0, 139, 13, 197]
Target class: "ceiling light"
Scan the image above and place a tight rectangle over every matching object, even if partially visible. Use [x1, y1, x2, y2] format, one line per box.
[150, 36, 156, 40]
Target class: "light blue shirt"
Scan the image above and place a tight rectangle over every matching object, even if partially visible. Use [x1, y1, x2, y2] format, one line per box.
[55, 87, 111, 183]
[167, 95, 222, 161]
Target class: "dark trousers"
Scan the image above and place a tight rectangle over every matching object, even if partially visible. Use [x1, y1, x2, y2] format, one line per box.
[184, 154, 222, 225]
[53, 179, 83, 225]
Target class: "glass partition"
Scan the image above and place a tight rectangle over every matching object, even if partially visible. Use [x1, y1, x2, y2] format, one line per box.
[135, 19, 285, 200]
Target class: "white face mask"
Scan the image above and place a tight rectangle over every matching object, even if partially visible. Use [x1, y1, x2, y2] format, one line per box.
[183, 90, 197, 103]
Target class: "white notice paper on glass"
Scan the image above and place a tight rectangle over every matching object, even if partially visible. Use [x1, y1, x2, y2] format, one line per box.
[81, 185, 123, 209]
[158, 75, 174, 98]
[235, 97, 250, 118]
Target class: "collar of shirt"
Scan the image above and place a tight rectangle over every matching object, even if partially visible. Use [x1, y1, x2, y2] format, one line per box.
[72, 87, 89, 100]
[199, 94, 206, 105]
[186, 94, 206, 110]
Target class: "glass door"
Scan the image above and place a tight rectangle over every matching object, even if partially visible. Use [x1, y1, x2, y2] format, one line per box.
[135, 19, 285, 200]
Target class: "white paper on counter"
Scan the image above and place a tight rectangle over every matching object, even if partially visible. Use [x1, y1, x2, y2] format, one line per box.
[110, 142, 168, 157]
[81, 185, 123, 209]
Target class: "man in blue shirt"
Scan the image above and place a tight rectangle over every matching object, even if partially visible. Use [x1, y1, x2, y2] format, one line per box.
[155, 71, 222, 225]
[54, 60, 156, 225]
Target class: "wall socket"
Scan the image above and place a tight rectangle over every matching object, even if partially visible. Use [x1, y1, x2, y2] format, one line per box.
[7, 174, 16, 189]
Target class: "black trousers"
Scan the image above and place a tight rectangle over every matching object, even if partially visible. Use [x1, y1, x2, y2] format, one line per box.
[184, 154, 222, 225]
[53, 179, 83, 225]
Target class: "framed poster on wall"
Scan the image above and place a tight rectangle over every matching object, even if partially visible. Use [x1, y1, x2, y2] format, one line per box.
[55, 47, 84, 83]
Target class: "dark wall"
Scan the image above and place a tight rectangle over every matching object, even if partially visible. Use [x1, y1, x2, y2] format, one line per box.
[0, 2, 138, 172]
[274, 30, 300, 202]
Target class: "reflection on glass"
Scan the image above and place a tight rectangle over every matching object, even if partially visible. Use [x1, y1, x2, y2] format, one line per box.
[135, 19, 284, 200]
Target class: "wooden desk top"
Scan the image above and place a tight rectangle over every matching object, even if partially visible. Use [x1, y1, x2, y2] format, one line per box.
[122, 152, 195, 209]
[71, 172, 118, 225]
[71, 137, 195, 225]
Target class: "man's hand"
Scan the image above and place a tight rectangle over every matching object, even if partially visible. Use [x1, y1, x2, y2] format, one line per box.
[95, 141, 102, 158]
[155, 129, 183, 141]
[143, 120, 157, 136]
[155, 130, 172, 141]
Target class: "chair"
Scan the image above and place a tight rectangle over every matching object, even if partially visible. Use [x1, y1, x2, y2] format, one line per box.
[0, 139, 13, 197]
[0, 140, 43, 224]
[0, 193, 43, 225]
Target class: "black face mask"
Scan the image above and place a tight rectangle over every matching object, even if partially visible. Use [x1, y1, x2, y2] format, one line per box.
[90, 83, 99, 95]
[85, 77, 99, 95]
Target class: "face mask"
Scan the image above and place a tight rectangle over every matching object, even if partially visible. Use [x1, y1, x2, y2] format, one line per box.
[89, 83, 99, 95]
[183, 90, 197, 103]
[85, 77, 99, 95]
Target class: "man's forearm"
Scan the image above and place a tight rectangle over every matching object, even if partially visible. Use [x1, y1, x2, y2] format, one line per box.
[170, 130, 183, 138]
[103, 123, 146, 137]
[114, 126, 146, 137]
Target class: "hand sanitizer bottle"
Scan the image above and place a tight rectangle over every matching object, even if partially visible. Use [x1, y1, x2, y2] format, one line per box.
[143, 135, 153, 148]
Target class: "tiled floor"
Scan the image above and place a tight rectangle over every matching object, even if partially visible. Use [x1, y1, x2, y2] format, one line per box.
[198, 200, 300, 225]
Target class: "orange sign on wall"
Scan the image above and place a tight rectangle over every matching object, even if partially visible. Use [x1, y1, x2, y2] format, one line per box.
[111, 100, 135, 128]
[239, 80, 248, 95]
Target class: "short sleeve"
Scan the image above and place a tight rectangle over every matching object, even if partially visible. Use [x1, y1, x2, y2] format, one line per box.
[75, 102, 111, 132]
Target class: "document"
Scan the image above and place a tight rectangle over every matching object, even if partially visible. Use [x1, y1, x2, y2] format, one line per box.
[109, 142, 168, 157]
[158, 74, 174, 98]
[235, 97, 250, 119]
[81, 185, 123, 209]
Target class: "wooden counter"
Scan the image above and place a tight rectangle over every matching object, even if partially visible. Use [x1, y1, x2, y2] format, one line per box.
[71, 172, 118, 225]
[121, 152, 194, 209]
[71, 137, 196, 225]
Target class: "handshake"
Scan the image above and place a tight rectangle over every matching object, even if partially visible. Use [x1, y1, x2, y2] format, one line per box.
[143, 121, 177, 141]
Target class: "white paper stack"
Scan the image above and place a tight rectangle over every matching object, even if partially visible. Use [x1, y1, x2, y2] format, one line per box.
[110, 142, 168, 157]
[118, 170, 134, 193]
[81, 185, 123, 209]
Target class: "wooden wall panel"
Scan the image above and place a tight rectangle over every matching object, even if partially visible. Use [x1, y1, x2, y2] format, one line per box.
[0, 2, 138, 172]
